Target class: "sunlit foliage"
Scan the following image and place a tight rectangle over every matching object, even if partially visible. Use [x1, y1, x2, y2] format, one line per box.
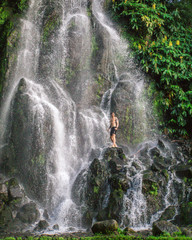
[111, 0, 192, 138]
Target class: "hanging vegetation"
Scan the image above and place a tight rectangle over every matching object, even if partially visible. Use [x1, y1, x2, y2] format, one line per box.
[0, 0, 29, 95]
[111, 0, 192, 138]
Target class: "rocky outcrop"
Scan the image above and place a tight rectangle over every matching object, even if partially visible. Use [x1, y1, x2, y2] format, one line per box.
[152, 220, 180, 236]
[71, 139, 192, 229]
[72, 147, 129, 227]
[16, 202, 40, 224]
[91, 219, 118, 234]
[34, 220, 49, 231]
[174, 202, 192, 226]
[0, 176, 30, 233]
[1, 78, 51, 204]
[0, 175, 55, 234]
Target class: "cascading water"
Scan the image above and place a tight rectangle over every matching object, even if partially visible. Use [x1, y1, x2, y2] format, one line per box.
[0, 0, 187, 233]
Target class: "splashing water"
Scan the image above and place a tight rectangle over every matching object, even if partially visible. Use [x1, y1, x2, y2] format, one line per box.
[0, 0, 173, 232]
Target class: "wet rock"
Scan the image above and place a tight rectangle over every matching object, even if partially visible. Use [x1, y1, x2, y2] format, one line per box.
[103, 147, 126, 163]
[7, 78, 49, 203]
[0, 183, 8, 202]
[174, 202, 192, 226]
[72, 147, 128, 227]
[152, 220, 180, 236]
[53, 224, 59, 230]
[111, 79, 150, 145]
[142, 170, 169, 221]
[174, 164, 192, 179]
[34, 220, 49, 231]
[6, 217, 27, 233]
[0, 205, 13, 226]
[8, 178, 24, 199]
[43, 209, 49, 220]
[91, 219, 118, 234]
[157, 139, 166, 151]
[131, 161, 141, 171]
[109, 174, 131, 191]
[123, 227, 136, 235]
[16, 202, 40, 224]
[0, 177, 29, 233]
[151, 158, 169, 171]
[149, 147, 161, 159]
[159, 206, 176, 221]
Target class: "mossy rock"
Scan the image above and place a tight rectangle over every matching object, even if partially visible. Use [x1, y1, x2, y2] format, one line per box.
[174, 164, 192, 179]
[152, 220, 180, 236]
[174, 202, 192, 225]
[34, 220, 49, 231]
[91, 219, 119, 234]
[159, 206, 176, 221]
[0, 183, 8, 202]
[0, 205, 13, 226]
[16, 202, 40, 224]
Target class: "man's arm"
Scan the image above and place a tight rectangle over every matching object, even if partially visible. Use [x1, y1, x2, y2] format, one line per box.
[116, 118, 119, 129]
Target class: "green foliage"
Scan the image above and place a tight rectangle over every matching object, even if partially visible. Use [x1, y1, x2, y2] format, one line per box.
[1, 236, 192, 240]
[0, 0, 28, 26]
[64, 58, 77, 85]
[94, 186, 99, 194]
[0, 0, 29, 97]
[4, 238, 16, 240]
[42, 14, 60, 44]
[96, 74, 105, 100]
[183, 177, 192, 187]
[91, 36, 99, 57]
[149, 182, 158, 196]
[111, 0, 192, 138]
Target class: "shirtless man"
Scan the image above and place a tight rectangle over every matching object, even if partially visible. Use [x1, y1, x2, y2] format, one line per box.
[108, 112, 119, 148]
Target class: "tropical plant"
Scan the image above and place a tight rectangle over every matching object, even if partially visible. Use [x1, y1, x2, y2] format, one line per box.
[111, 0, 192, 138]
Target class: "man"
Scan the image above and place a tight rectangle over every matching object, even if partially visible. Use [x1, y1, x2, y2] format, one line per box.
[108, 112, 119, 148]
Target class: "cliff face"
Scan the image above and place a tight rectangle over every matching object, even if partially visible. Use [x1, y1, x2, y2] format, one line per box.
[71, 140, 192, 229]
[1, 142, 192, 233]
[0, 0, 191, 234]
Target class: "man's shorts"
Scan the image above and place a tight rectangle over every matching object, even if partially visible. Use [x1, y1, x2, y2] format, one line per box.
[110, 127, 117, 136]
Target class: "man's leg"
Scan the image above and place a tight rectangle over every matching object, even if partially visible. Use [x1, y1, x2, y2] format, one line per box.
[113, 134, 117, 147]
[110, 135, 113, 147]
[111, 134, 116, 147]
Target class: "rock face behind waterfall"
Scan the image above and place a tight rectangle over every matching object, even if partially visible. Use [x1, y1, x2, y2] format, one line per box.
[72, 147, 129, 227]
[0, 0, 192, 234]
[1, 78, 49, 203]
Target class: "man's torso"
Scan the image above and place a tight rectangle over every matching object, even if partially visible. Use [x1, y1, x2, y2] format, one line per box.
[110, 117, 118, 128]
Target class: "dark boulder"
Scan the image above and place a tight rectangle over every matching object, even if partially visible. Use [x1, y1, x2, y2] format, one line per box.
[34, 220, 49, 231]
[0, 205, 13, 227]
[16, 202, 40, 224]
[174, 202, 192, 226]
[152, 220, 180, 236]
[6, 78, 49, 204]
[174, 164, 192, 179]
[0, 183, 8, 202]
[6, 217, 27, 233]
[123, 227, 136, 235]
[159, 206, 176, 221]
[53, 224, 59, 230]
[142, 170, 169, 222]
[72, 147, 128, 227]
[91, 219, 118, 234]
[8, 178, 24, 199]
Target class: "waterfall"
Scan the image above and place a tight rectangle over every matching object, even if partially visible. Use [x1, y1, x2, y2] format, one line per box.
[1, 0, 180, 233]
